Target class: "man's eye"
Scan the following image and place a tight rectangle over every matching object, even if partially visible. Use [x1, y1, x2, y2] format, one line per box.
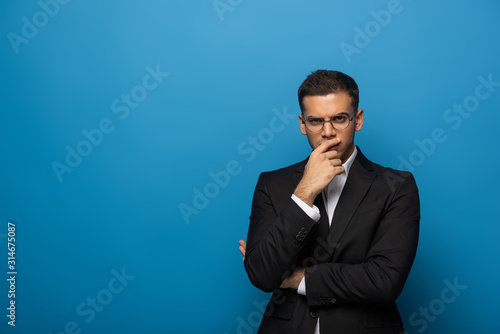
[332, 115, 347, 123]
[308, 118, 323, 125]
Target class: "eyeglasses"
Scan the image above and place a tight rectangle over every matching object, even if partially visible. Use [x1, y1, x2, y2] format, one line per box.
[302, 114, 354, 132]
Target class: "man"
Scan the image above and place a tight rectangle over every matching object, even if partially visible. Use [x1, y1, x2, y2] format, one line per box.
[239, 70, 420, 333]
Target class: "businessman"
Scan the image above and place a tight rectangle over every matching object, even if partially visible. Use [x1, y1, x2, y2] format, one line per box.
[239, 70, 420, 333]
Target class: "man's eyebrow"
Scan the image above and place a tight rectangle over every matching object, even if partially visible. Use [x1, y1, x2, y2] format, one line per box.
[306, 112, 350, 118]
[332, 112, 350, 117]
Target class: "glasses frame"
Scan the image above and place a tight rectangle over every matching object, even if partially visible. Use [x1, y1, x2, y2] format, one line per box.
[302, 113, 354, 133]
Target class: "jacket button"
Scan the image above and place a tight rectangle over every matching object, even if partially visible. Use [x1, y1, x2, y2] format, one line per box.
[310, 310, 319, 318]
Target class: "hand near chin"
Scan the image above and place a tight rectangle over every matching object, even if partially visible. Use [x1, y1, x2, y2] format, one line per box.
[294, 138, 345, 206]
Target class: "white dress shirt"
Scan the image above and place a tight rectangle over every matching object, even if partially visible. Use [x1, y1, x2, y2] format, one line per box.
[291, 146, 358, 334]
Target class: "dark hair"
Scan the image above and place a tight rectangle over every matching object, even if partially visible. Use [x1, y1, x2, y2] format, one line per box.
[298, 70, 359, 113]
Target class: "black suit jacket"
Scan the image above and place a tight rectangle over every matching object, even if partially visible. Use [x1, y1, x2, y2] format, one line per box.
[244, 148, 420, 334]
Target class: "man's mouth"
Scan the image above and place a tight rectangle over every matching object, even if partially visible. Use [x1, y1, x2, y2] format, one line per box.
[327, 143, 340, 151]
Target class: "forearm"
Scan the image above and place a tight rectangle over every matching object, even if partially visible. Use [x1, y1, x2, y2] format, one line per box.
[244, 172, 322, 292]
[305, 246, 417, 306]
[245, 198, 318, 292]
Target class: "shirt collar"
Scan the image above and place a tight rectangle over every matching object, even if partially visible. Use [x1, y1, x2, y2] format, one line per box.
[342, 146, 357, 178]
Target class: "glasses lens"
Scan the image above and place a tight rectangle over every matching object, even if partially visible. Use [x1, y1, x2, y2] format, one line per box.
[305, 118, 324, 132]
[331, 115, 350, 130]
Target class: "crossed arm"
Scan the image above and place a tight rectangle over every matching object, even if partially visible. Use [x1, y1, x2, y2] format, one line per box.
[239, 240, 305, 289]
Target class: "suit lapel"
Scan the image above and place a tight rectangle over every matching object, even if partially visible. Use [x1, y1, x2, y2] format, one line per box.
[327, 149, 376, 255]
[292, 158, 307, 190]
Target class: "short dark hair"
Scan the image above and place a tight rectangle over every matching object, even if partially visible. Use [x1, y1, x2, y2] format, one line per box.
[298, 70, 359, 113]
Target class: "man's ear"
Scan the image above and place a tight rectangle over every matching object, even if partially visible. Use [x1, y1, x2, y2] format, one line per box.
[355, 109, 364, 132]
[299, 114, 307, 135]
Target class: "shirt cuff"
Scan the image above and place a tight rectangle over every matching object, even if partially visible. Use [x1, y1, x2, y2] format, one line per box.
[291, 194, 320, 221]
[297, 276, 306, 295]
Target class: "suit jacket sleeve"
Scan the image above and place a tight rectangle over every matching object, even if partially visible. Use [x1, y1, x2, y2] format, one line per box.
[244, 171, 319, 292]
[305, 172, 420, 306]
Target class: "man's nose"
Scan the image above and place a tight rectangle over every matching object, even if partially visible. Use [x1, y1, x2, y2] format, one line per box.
[322, 120, 336, 137]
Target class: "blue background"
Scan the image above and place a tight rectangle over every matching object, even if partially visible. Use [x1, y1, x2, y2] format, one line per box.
[1, 0, 499, 333]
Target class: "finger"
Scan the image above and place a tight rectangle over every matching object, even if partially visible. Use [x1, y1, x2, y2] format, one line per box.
[239, 240, 246, 247]
[324, 151, 341, 161]
[329, 159, 343, 168]
[318, 150, 342, 164]
[316, 138, 341, 153]
[239, 245, 246, 256]
[332, 166, 345, 175]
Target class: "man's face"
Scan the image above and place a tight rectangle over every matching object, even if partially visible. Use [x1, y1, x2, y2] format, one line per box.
[299, 92, 364, 163]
